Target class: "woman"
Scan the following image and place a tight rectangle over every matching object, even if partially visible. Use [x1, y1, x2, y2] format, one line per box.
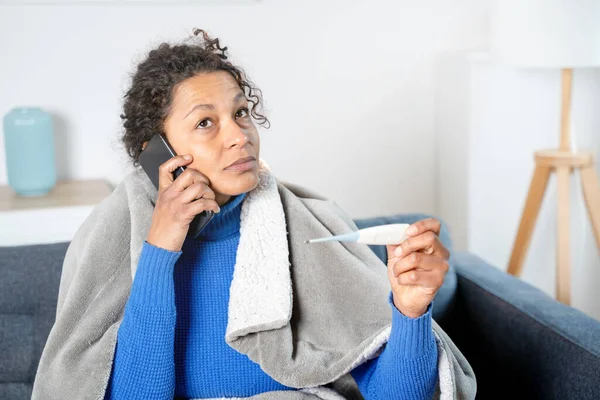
[32, 30, 475, 400]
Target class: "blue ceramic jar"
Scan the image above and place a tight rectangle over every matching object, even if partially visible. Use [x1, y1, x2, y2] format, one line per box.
[3, 107, 57, 196]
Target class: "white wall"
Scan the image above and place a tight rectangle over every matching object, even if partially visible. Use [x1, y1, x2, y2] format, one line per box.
[468, 58, 600, 320]
[434, 52, 477, 251]
[0, 0, 488, 219]
[2, 1, 598, 318]
[436, 51, 600, 319]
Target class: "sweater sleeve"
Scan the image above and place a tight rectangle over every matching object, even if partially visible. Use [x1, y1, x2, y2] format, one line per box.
[105, 241, 182, 400]
[350, 292, 438, 400]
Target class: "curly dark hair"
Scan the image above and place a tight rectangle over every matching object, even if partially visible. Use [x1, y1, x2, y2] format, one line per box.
[120, 29, 269, 165]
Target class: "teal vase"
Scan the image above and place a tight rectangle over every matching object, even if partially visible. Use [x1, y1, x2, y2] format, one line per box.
[3, 107, 57, 196]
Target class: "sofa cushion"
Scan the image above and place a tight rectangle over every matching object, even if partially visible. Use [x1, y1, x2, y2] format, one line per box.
[448, 252, 600, 399]
[0, 314, 33, 381]
[0, 241, 69, 395]
[353, 213, 457, 321]
[0, 383, 31, 400]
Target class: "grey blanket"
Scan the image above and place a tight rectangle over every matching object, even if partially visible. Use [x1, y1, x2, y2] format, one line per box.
[32, 160, 476, 399]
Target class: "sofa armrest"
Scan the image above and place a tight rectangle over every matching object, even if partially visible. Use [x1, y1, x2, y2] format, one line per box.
[441, 252, 600, 399]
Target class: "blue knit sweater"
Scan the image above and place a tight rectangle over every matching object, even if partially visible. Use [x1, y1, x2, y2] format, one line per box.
[105, 192, 438, 399]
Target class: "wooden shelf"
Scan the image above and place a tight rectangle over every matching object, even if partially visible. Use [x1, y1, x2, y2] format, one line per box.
[0, 179, 113, 212]
[0, 179, 114, 246]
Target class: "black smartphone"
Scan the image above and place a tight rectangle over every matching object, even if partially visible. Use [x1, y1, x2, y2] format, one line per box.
[139, 134, 214, 238]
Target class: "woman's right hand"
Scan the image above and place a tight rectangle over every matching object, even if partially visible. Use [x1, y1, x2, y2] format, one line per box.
[146, 154, 220, 252]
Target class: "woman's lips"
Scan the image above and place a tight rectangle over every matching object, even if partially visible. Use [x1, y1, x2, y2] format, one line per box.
[225, 159, 257, 172]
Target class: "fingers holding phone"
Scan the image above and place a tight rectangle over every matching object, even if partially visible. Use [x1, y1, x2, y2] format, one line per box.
[147, 155, 220, 252]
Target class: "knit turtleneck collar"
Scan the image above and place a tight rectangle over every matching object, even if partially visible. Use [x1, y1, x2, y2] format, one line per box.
[196, 192, 247, 241]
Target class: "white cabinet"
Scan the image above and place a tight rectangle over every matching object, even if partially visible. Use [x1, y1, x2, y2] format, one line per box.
[0, 180, 113, 246]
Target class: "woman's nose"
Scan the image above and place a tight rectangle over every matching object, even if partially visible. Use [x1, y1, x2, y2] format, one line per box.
[224, 121, 249, 148]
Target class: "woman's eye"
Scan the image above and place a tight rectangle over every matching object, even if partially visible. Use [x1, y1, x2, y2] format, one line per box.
[196, 119, 213, 129]
[236, 108, 249, 119]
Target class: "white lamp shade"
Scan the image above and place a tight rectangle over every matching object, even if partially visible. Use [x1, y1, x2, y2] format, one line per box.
[490, 0, 600, 68]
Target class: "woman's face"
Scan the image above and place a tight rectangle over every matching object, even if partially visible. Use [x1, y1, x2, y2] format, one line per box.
[162, 71, 260, 205]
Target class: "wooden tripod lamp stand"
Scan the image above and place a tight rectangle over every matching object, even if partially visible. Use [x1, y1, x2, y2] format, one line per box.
[491, 0, 600, 305]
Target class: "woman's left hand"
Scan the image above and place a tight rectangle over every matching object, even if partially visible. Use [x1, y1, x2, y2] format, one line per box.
[385, 218, 450, 318]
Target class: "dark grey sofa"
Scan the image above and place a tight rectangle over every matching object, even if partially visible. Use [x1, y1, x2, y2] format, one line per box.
[1, 214, 599, 399]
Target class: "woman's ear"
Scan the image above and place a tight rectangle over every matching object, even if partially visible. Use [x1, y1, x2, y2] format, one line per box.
[142, 141, 148, 150]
